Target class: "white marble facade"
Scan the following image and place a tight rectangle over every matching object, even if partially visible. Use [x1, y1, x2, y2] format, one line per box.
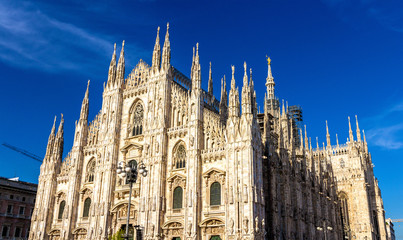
[30, 24, 388, 240]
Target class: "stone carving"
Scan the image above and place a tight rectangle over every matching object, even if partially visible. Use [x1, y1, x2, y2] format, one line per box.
[229, 218, 234, 234]
[243, 218, 249, 234]
[187, 222, 192, 236]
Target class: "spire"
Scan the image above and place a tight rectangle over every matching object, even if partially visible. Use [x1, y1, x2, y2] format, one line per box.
[355, 115, 361, 142]
[45, 116, 57, 159]
[53, 114, 64, 162]
[107, 43, 117, 87]
[79, 80, 90, 121]
[208, 62, 213, 96]
[249, 68, 254, 92]
[266, 55, 275, 99]
[326, 120, 331, 148]
[56, 114, 64, 139]
[299, 128, 304, 151]
[309, 137, 312, 151]
[243, 61, 248, 87]
[363, 130, 368, 152]
[220, 75, 228, 122]
[363, 130, 367, 144]
[241, 62, 252, 115]
[304, 125, 308, 150]
[191, 43, 201, 90]
[161, 23, 171, 71]
[336, 134, 339, 148]
[152, 26, 161, 72]
[116, 40, 125, 86]
[228, 65, 240, 118]
[316, 137, 319, 150]
[231, 65, 236, 90]
[348, 116, 354, 142]
[281, 99, 286, 117]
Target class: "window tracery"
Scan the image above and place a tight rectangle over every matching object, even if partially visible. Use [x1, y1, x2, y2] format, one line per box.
[173, 144, 186, 169]
[132, 103, 144, 136]
[86, 159, 95, 183]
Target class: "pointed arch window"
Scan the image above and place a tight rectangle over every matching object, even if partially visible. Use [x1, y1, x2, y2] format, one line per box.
[173, 187, 183, 209]
[83, 198, 91, 218]
[86, 159, 95, 183]
[132, 103, 144, 136]
[339, 192, 350, 239]
[58, 200, 65, 220]
[173, 144, 186, 169]
[210, 182, 221, 206]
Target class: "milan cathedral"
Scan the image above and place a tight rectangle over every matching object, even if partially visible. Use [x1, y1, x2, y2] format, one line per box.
[30, 24, 388, 240]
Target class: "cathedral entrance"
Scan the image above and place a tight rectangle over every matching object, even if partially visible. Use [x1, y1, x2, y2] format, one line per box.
[210, 235, 221, 240]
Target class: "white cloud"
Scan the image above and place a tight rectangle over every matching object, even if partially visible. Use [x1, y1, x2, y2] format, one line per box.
[0, 1, 115, 73]
[364, 101, 403, 150]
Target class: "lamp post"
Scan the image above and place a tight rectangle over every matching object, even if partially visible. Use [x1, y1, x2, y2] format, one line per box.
[117, 160, 148, 240]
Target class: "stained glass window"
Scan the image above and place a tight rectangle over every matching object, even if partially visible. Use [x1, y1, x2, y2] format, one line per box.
[133, 103, 144, 136]
[58, 200, 65, 219]
[173, 187, 183, 209]
[83, 198, 91, 217]
[210, 182, 221, 206]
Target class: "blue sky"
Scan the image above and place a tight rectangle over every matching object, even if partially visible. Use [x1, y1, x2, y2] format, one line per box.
[1, 0, 403, 237]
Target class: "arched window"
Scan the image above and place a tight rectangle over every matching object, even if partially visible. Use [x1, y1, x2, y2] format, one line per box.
[339, 192, 350, 239]
[173, 144, 186, 169]
[132, 103, 144, 136]
[58, 200, 65, 220]
[86, 159, 95, 183]
[83, 198, 91, 217]
[210, 182, 221, 206]
[173, 187, 183, 209]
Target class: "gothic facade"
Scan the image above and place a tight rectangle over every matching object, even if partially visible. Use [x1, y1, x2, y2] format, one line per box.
[29, 24, 388, 240]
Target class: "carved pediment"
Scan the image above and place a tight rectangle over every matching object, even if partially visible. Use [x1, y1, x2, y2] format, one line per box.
[120, 142, 143, 158]
[72, 228, 87, 235]
[48, 229, 61, 236]
[162, 221, 184, 229]
[203, 168, 226, 185]
[167, 173, 186, 189]
[199, 218, 225, 227]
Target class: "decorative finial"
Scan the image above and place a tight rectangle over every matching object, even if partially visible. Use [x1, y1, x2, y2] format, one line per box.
[157, 26, 160, 33]
[231, 65, 235, 78]
[167, 22, 169, 30]
[196, 42, 199, 52]
[114, 43, 116, 52]
[250, 68, 252, 77]
[122, 40, 125, 48]
[244, 61, 247, 74]
[266, 55, 271, 65]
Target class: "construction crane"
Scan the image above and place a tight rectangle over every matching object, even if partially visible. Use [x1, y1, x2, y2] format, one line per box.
[391, 219, 403, 222]
[2, 143, 42, 163]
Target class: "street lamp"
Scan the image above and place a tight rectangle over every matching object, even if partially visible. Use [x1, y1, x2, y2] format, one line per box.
[117, 160, 148, 240]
